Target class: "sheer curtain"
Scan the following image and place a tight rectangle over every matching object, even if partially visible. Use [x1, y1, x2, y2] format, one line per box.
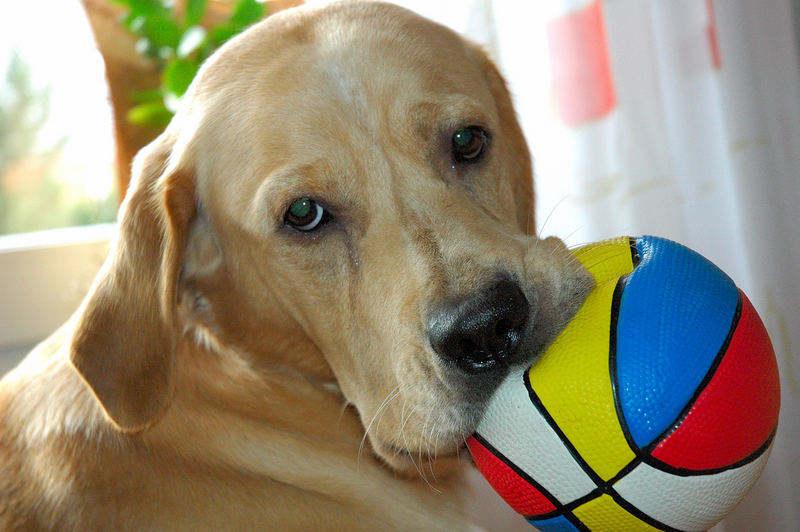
[392, 1, 800, 530]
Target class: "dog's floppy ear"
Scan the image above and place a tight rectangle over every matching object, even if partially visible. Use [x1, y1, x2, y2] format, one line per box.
[69, 132, 195, 432]
[470, 45, 535, 233]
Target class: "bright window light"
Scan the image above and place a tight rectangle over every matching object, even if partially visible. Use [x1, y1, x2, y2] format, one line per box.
[0, 0, 117, 235]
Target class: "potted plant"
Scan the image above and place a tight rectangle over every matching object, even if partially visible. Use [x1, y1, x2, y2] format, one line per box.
[81, 0, 301, 194]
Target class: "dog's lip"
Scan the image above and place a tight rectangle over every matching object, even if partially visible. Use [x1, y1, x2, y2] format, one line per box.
[382, 439, 463, 456]
[375, 427, 473, 460]
[376, 439, 469, 473]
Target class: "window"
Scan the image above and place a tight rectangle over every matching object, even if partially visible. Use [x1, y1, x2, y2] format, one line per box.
[0, 0, 118, 235]
[0, 0, 117, 364]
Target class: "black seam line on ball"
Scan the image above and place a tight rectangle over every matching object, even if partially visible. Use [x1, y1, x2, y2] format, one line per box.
[538, 486, 687, 532]
[606, 489, 687, 532]
[544, 490, 598, 524]
[642, 293, 743, 457]
[524, 493, 594, 532]
[524, 372, 607, 490]
[561, 510, 592, 532]
[555, 487, 685, 532]
[612, 235, 638, 455]
[526, 513, 591, 532]
[639, 428, 776, 478]
[609, 273, 640, 457]
[610, 276, 744, 457]
[470, 433, 566, 522]
[629, 236, 641, 266]
[527, 487, 683, 532]
[607, 277, 760, 480]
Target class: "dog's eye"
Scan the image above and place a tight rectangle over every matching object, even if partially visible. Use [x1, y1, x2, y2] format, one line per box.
[452, 126, 488, 163]
[284, 198, 327, 231]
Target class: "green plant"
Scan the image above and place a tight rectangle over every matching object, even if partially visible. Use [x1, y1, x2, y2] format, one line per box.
[115, 0, 267, 128]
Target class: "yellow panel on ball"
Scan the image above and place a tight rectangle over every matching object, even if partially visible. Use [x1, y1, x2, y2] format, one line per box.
[528, 281, 634, 481]
[527, 237, 636, 482]
[573, 494, 661, 531]
[572, 236, 635, 285]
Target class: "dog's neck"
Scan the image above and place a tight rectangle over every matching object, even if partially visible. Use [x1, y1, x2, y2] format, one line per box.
[3, 329, 471, 530]
[162, 331, 470, 511]
[184, 320, 343, 407]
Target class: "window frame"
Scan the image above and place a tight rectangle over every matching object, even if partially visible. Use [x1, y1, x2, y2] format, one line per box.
[0, 224, 113, 369]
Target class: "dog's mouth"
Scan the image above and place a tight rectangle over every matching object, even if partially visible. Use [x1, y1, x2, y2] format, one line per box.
[358, 252, 595, 478]
[381, 438, 468, 463]
[370, 431, 472, 479]
[360, 374, 494, 478]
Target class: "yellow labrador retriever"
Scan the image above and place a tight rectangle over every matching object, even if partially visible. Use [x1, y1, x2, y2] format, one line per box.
[0, 2, 592, 530]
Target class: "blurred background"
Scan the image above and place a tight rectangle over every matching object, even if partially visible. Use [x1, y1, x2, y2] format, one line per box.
[0, 1, 797, 530]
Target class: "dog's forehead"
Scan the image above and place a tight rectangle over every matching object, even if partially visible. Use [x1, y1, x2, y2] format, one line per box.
[186, 3, 495, 217]
[195, 2, 483, 107]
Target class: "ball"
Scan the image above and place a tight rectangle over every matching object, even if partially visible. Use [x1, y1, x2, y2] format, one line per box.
[468, 236, 780, 532]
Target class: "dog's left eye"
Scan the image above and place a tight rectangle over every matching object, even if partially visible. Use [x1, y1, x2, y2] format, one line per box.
[452, 126, 489, 163]
[284, 198, 328, 231]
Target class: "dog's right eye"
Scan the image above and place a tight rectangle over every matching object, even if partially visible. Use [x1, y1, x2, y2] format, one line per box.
[284, 198, 328, 231]
[452, 126, 489, 163]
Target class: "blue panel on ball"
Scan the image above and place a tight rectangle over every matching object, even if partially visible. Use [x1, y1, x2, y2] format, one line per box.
[527, 515, 582, 532]
[615, 236, 739, 449]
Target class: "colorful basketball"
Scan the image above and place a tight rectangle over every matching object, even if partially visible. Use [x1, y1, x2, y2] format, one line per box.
[468, 236, 780, 532]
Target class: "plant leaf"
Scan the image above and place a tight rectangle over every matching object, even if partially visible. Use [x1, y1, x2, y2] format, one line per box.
[163, 58, 199, 98]
[185, 0, 208, 27]
[124, 14, 146, 33]
[130, 88, 164, 104]
[127, 100, 172, 127]
[177, 26, 207, 58]
[115, 0, 167, 19]
[142, 13, 182, 49]
[209, 23, 239, 45]
[134, 37, 157, 58]
[230, 0, 264, 29]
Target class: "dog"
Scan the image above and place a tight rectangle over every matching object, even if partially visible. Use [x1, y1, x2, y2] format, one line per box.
[0, 2, 592, 530]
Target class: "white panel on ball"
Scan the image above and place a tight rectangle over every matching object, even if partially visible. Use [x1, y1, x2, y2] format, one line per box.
[613, 445, 773, 531]
[476, 367, 597, 505]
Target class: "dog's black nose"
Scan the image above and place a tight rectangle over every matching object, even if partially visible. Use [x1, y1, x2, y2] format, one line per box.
[427, 279, 530, 374]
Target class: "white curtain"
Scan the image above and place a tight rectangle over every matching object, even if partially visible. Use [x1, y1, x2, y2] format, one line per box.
[391, 1, 800, 530]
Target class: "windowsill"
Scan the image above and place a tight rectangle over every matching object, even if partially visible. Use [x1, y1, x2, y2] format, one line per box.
[0, 345, 31, 376]
[0, 224, 114, 358]
[0, 223, 116, 253]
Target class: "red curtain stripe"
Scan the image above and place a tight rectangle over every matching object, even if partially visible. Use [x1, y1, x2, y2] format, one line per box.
[546, 0, 616, 127]
[706, 0, 722, 69]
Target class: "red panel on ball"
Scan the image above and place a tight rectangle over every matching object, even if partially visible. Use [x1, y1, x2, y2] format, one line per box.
[652, 292, 780, 470]
[467, 436, 558, 517]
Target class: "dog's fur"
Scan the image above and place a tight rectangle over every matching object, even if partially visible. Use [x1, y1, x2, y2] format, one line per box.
[0, 2, 592, 530]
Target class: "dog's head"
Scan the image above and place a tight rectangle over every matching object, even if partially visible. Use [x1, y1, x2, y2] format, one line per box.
[69, 2, 592, 473]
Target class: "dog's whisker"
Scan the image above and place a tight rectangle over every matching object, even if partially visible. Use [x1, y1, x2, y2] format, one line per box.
[336, 399, 352, 429]
[418, 416, 428, 483]
[537, 195, 571, 241]
[398, 402, 433, 489]
[562, 225, 585, 244]
[420, 411, 439, 486]
[364, 385, 403, 436]
[358, 384, 404, 467]
[566, 241, 593, 251]
[427, 419, 442, 485]
[401, 404, 437, 490]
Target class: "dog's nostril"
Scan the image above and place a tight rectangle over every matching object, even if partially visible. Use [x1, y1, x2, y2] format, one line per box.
[494, 319, 513, 342]
[459, 338, 478, 355]
[427, 279, 530, 374]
